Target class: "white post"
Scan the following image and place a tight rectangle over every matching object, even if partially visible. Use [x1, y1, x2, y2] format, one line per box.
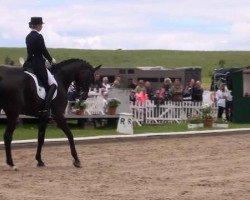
[116, 113, 134, 134]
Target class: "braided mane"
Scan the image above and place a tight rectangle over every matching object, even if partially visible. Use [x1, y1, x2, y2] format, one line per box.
[50, 59, 93, 74]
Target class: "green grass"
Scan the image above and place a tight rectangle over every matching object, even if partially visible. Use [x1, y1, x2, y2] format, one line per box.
[2, 47, 250, 86]
[0, 122, 250, 141]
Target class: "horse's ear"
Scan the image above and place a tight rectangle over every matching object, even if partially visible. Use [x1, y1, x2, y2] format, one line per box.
[94, 65, 102, 72]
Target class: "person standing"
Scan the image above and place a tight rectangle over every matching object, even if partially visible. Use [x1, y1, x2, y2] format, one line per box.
[216, 83, 228, 119]
[191, 81, 204, 102]
[25, 17, 57, 118]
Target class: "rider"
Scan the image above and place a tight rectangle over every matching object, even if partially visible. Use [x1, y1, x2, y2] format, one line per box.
[25, 17, 57, 119]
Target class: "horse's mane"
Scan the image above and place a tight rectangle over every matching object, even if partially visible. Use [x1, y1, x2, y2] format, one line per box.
[50, 59, 93, 74]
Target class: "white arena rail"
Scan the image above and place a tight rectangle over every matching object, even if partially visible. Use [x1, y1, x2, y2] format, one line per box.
[130, 100, 218, 124]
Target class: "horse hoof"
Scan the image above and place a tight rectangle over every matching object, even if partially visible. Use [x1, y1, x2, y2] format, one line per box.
[37, 162, 45, 167]
[73, 160, 82, 168]
[10, 165, 18, 171]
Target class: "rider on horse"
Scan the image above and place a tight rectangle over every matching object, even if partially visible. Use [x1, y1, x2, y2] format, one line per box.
[25, 17, 57, 119]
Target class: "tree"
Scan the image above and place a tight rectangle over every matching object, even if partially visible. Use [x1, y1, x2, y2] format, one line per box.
[218, 59, 225, 68]
[4, 56, 15, 65]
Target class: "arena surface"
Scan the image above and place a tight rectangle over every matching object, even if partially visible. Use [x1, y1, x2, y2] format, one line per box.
[0, 132, 250, 200]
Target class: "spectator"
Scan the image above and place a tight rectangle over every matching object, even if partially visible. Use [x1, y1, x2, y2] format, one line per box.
[128, 78, 137, 89]
[91, 74, 102, 90]
[135, 79, 145, 93]
[114, 75, 124, 88]
[169, 79, 183, 101]
[183, 79, 195, 98]
[129, 90, 136, 104]
[191, 81, 204, 102]
[225, 85, 233, 121]
[216, 83, 228, 119]
[102, 91, 109, 113]
[162, 78, 172, 91]
[111, 80, 120, 88]
[152, 90, 165, 106]
[145, 81, 154, 100]
[67, 81, 85, 101]
[135, 88, 148, 103]
[102, 77, 111, 91]
[158, 87, 167, 100]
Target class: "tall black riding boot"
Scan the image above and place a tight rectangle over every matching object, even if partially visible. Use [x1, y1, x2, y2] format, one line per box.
[39, 84, 57, 120]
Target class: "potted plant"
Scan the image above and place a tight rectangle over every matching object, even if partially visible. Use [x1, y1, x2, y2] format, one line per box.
[106, 98, 121, 115]
[213, 118, 229, 128]
[187, 115, 204, 129]
[73, 99, 87, 115]
[201, 104, 214, 127]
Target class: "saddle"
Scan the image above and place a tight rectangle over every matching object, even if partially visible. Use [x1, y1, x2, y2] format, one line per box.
[23, 62, 57, 100]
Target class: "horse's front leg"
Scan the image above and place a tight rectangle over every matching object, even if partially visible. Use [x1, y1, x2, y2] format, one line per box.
[54, 115, 81, 168]
[35, 120, 47, 167]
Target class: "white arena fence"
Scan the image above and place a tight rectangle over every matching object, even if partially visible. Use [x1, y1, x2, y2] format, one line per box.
[1, 88, 218, 125]
[130, 100, 218, 125]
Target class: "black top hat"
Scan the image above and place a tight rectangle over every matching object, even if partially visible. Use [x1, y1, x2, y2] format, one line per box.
[29, 17, 44, 25]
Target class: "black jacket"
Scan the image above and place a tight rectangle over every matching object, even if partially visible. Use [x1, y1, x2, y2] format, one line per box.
[26, 31, 52, 63]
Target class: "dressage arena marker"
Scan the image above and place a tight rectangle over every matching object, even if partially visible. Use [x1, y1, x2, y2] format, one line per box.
[0, 128, 249, 147]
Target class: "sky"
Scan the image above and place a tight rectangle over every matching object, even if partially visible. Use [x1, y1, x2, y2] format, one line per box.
[1, 0, 250, 50]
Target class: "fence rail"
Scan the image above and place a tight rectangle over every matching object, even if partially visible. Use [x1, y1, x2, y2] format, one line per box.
[130, 101, 218, 124]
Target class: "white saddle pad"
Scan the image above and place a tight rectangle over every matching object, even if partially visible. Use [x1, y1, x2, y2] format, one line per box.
[24, 69, 58, 100]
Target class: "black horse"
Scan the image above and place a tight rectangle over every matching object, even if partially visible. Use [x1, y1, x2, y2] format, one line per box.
[0, 59, 101, 169]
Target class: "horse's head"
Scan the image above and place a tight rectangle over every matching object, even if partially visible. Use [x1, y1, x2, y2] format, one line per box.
[74, 62, 102, 100]
[50, 59, 102, 100]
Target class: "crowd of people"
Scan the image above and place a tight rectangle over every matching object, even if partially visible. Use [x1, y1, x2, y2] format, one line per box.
[67, 74, 233, 121]
[128, 78, 204, 105]
[68, 75, 204, 104]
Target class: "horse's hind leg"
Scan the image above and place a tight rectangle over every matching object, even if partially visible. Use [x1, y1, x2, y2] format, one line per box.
[4, 115, 18, 169]
[35, 120, 47, 167]
[54, 115, 81, 168]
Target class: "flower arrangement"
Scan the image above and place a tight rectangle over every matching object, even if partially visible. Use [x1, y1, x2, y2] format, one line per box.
[187, 115, 204, 129]
[188, 115, 203, 124]
[201, 104, 213, 120]
[74, 99, 88, 110]
[107, 98, 121, 108]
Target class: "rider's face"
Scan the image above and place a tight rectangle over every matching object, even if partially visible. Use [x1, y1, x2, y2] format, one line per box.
[37, 24, 43, 32]
[34, 24, 43, 32]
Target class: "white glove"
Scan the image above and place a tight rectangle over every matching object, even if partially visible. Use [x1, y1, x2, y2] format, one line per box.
[52, 58, 57, 64]
[45, 60, 51, 68]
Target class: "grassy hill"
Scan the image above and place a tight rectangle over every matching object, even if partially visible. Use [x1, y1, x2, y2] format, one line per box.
[1, 47, 250, 85]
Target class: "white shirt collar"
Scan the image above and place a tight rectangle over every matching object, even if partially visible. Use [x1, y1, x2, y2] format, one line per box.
[31, 29, 39, 33]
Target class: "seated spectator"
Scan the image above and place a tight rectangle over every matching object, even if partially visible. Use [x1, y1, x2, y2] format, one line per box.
[114, 75, 124, 88]
[183, 79, 195, 98]
[135, 80, 145, 93]
[129, 90, 136, 104]
[191, 81, 204, 102]
[135, 88, 148, 104]
[169, 79, 183, 101]
[158, 87, 167, 99]
[145, 81, 154, 100]
[102, 77, 111, 91]
[152, 90, 165, 105]
[128, 78, 137, 89]
[163, 78, 172, 89]
[111, 80, 120, 88]
[67, 81, 84, 101]
[90, 74, 102, 90]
